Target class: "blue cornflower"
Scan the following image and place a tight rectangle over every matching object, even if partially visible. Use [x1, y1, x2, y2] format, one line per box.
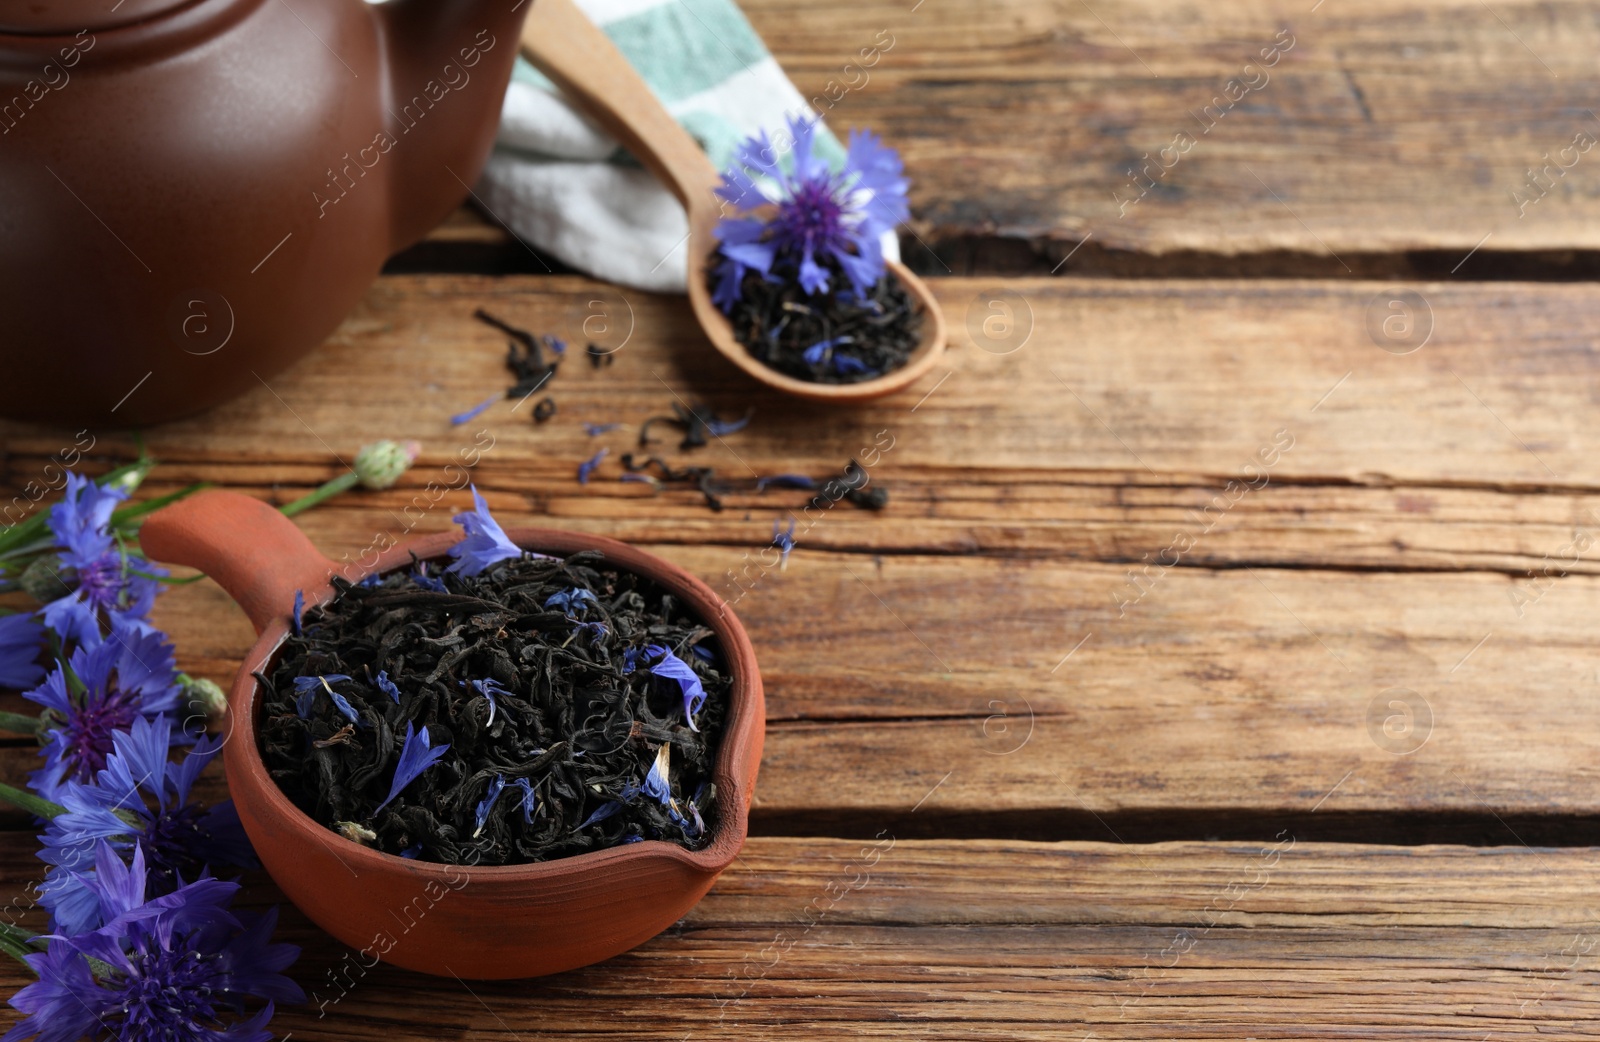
[0, 612, 45, 690]
[772, 518, 797, 569]
[290, 589, 304, 636]
[7, 842, 302, 1042]
[629, 644, 709, 732]
[711, 114, 909, 309]
[375, 669, 401, 704]
[473, 775, 506, 837]
[411, 561, 447, 592]
[375, 721, 449, 813]
[38, 715, 254, 936]
[446, 486, 523, 577]
[544, 588, 599, 615]
[39, 474, 167, 645]
[468, 677, 510, 727]
[24, 628, 187, 802]
[450, 392, 498, 426]
[577, 448, 609, 485]
[291, 674, 354, 721]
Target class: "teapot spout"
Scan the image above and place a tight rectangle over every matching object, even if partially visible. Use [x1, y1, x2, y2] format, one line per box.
[373, 0, 528, 252]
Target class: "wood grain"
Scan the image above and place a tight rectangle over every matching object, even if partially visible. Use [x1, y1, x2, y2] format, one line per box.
[1, 834, 1597, 1038]
[3, 275, 1598, 837]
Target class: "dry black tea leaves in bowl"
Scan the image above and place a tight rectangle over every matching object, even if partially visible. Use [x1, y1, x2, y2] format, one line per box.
[256, 490, 730, 867]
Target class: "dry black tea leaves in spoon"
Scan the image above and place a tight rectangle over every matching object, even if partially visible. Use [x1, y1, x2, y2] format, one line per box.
[257, 490, 730, 867]
[709, 256, 922, 385]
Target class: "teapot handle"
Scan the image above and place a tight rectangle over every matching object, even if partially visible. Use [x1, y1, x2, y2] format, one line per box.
[521, 0, 721, 217]
[140, 490, 338, 636]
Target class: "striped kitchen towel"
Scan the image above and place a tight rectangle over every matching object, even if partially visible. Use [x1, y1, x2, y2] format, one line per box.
[477, 0, 897, 293]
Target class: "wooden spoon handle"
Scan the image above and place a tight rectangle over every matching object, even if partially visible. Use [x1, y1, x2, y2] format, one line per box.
[521, 0, 721, 214]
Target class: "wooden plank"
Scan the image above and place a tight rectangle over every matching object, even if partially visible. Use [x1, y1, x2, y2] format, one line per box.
[758, 0, 1600, 264]
[0, 834, 1597, 1038]
[423, 0, 1600, 267]
[5, 276, 1600, 830]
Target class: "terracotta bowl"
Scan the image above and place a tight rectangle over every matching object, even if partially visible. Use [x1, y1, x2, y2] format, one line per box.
[139, 490, 764, 979]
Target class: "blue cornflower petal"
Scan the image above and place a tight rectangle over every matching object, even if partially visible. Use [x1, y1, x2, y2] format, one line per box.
[375, 670, 401, 704]
[358, 573, 384, 588]
[376, 721, 449, 813]
[802, 337, 844, 366]
[797, 248, 829, 296]
[577, 800, 621, 829]
[411, 562, 447, 592]
[473, 775, 507, 837]
[0, 612, 45, 690]
[584, 422, 622, 436]
[400, 843, 423, 859]
[290, 589, 304, 636]
[446, 486, 523, 577]
[690, 644, 716, 662]
[573, 621, 608, 647]
[705, 411, 752, 436]
[510, 777, 538, 823]
[544, 588, 600, 615]
[450, 393, 498, 426]
[469, 677, 510, 728]
[542, 334, 567, 356]
[577, 448, 609, 485]
[291, 674, 352, 720]
[641, 743, 672, 805]
[832, 353, 875, 376]
[772, 517, 797, 567]
[646, 644, 708, 732]
[329, 691, 361, 725]
[756, 474, 816, 492]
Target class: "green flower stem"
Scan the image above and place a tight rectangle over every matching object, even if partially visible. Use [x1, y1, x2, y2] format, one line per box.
[0, 927, 38, 970]
[279, 472, 360, 518]
[0, 711, 40, 736]
[0, 781, 64, 820]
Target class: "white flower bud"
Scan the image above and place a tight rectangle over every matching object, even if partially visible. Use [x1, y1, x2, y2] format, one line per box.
[353, 440, 421, 490]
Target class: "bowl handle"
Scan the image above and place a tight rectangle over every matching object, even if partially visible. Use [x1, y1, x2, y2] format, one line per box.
[140, 490, 338, 635]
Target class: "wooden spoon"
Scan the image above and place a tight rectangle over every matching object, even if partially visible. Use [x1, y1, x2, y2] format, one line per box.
[520, 0, 946, 402]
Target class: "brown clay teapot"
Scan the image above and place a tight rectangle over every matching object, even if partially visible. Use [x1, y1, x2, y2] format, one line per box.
[0, 0, 528, 426]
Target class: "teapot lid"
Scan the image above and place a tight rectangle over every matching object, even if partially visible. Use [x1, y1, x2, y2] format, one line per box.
[0, 0, 205, 35]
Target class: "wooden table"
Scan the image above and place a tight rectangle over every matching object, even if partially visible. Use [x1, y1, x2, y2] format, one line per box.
[6, 0, 1600, 1035]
